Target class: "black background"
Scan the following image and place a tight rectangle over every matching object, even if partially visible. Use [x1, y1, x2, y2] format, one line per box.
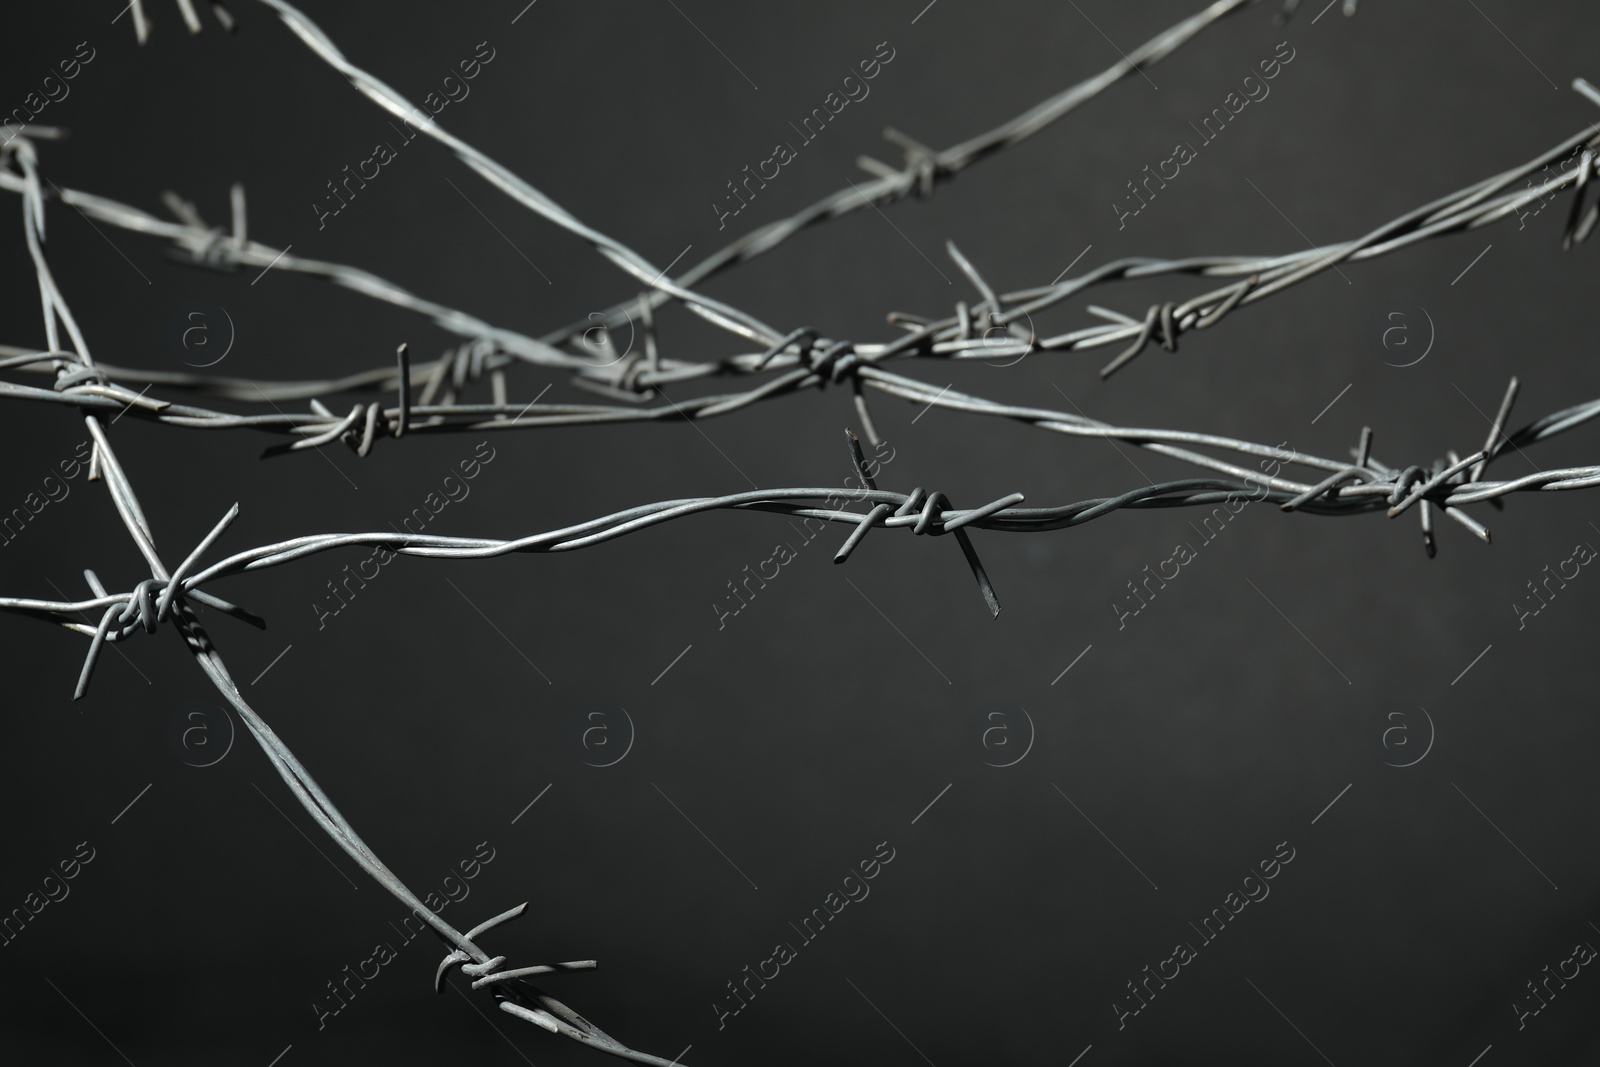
[3, 1, 1599, 1064]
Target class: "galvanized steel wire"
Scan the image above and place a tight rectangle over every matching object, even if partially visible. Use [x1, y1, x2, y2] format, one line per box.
[4, 0, 1599, 1062]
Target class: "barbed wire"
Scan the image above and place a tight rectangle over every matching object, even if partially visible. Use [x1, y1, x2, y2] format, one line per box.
[4, 0, 1595, 1062]
[8, 290, 1600, 548]
[2, 78, 693, 1067]
[0, 0, 1418, 428]
[115, 0, 1319, 358]
[3, 92, 1596, 459]
[11, 370, 1600, 658]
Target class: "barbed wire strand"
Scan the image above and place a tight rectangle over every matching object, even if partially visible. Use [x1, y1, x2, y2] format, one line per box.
[3, 96, 1595, 460]
[124, 0, 1320, 354]
[12, 414, 1600, 698]
[0, 0, 1393, 420]
[2, 113, 692, 1067]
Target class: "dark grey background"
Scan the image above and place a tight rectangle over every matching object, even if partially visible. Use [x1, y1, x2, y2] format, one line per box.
[2, 1, 1598, 1064]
